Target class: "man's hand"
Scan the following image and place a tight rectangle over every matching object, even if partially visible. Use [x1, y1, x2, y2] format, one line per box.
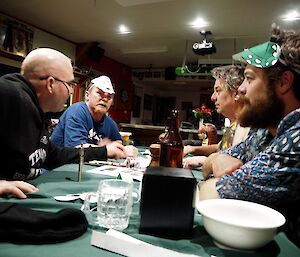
[183, 145, 194, 156]
[198, 178, 220, 201]
[212, 154, 243, 177]
[124, 145, 138, 158]
[202, 152, 219, 178]
[98, 138, 114, 146]
[106, 141, 125, 159]
[183, 156, 207, 169]
[0, 180, 39, 199]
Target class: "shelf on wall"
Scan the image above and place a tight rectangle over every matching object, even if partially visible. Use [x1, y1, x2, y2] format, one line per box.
[0, 49, 24, 62]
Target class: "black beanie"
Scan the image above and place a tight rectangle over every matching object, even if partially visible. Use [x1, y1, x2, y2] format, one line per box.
[0, 202, 88, 244]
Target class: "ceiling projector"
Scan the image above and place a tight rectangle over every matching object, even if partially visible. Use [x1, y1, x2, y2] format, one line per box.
[192, 31, 216, 56]
[192, 39, 216, 55]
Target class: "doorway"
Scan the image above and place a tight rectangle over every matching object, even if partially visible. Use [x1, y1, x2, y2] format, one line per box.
[152, 96, 176, 125]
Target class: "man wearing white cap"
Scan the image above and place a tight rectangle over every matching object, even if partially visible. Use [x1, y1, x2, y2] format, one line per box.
[51, 75, 122, 147]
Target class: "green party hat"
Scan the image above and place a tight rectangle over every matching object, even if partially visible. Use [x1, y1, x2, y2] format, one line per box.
[233, 41, 281, 68]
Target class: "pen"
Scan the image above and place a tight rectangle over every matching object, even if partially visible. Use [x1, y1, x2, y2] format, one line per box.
[78, 144, 84, 182]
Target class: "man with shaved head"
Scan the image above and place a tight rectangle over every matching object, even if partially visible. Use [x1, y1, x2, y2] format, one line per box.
[0, 48, 126, 190]
[21, 48, 75, 113]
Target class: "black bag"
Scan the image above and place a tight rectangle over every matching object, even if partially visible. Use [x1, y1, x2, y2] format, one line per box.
[0, 202, 88, 244]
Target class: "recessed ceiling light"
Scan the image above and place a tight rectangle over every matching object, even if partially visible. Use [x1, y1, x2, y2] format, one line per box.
[189, 17, 208, 28]
[281, 10, 300, 21]
[119, 24, 131, 34]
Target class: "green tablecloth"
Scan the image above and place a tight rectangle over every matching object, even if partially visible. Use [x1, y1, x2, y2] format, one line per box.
[0, 164, 299, 257]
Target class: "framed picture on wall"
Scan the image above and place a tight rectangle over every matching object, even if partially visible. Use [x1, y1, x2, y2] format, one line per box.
[11, 28, 28, 57]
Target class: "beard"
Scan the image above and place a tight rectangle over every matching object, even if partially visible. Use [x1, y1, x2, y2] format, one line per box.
[237, 86, 284, 128]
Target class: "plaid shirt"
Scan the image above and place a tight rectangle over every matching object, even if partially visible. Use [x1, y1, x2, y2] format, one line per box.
[216, 108, 300, 205]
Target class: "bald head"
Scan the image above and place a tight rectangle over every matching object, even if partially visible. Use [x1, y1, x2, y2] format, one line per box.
[20, 48, 74, 113]
[21, 48, 72, 78]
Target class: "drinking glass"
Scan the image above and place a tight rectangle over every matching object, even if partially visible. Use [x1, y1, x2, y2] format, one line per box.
[83, 179, 139, 230]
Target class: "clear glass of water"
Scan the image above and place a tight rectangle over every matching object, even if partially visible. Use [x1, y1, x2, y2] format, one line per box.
[84, 179, 139, 230]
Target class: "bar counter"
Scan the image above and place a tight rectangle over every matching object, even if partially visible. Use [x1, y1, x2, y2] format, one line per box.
[119, 123, 223, 146]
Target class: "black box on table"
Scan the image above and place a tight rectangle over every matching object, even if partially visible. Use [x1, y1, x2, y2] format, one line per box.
[139, 166, 196, 239]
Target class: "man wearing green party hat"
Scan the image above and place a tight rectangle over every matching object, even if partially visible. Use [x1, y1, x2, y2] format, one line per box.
[199, 25, 300, 246]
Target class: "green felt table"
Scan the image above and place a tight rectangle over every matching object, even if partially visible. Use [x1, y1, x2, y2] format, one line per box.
[0, 164, 299, 257]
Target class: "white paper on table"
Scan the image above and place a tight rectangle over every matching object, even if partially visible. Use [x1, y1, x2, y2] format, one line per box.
[141, 149, 151, 156]
[91, 229, 202, 257]
[134, 156, 151, 169]
[85, 165, 143, 182]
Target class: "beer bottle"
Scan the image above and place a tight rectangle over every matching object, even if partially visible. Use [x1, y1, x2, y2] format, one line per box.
[159, 110, 183, 168]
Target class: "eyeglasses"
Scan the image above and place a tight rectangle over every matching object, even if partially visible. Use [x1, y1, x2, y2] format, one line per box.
[39, 76, 77, 94]
[88, 84, 114, 100]
[98, 90, 113, 101]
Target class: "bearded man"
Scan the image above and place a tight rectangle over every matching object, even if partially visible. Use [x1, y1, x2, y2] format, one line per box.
[198, 25, 300, 246]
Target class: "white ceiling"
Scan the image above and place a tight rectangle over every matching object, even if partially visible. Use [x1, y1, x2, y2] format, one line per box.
[0, 0, 299, 69]
[0, 0, 299, 91]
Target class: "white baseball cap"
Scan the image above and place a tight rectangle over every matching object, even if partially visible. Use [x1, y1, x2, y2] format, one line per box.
[90, 75, 115, 94]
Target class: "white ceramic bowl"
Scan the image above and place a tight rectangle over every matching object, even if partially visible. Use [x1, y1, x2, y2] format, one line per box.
[196, 199, 286, 250]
